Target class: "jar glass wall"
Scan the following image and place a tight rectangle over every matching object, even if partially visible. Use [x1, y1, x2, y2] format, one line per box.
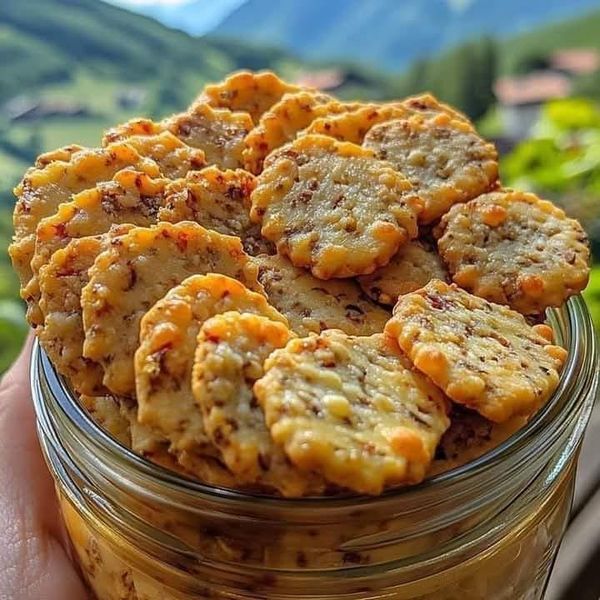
[33, 296, 599, 600]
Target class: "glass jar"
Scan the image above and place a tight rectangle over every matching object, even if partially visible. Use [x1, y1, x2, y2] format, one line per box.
[32, 296, 598, 600]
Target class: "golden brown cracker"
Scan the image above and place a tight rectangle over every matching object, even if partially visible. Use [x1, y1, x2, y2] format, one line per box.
[386, 280, 567, 422]
[253, 253, 389, 336]
[358, 240, 448, 306]
[256, 331, 450, 494]
[435, 189, 590, 314]
[364, 114, 498, 223]
[251, 134, 422, 279]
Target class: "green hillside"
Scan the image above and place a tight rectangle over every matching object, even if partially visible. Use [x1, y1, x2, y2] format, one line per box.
[500, 9, 600, 74]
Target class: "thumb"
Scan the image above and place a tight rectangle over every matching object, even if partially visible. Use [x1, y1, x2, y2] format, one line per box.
[0, 335, 88, 600]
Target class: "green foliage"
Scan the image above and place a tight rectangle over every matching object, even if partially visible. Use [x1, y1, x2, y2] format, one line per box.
[511, 52, 551, 75]
[501, 98, 600, 327]
[583, 267, 600, 332]
[398, 37, 498, 120]
[0, 206, 25, 373]
[499, 10, 600, 75]
[501, 99, 600, 202]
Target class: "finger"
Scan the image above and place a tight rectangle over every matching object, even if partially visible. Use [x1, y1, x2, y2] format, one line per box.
[0, 336, 88, 599]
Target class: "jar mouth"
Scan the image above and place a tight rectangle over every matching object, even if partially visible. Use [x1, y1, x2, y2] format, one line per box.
[32, 295, 598, 508]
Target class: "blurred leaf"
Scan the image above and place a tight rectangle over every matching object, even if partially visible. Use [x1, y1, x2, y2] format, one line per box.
[544, 98, 600, 131]
[583, 266, 600, 331]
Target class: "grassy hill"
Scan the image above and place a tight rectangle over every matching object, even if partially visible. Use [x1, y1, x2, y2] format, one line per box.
[500, 9, 600, 74]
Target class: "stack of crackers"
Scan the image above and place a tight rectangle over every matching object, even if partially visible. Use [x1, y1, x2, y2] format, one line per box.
[10, 71, 589, 496]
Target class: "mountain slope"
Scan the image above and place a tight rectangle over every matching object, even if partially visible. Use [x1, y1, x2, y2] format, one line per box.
[0, 0, 297, 105]
[213, 0, 600, 70]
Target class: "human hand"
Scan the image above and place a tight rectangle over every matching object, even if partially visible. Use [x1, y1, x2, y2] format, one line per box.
[0, 335, 88, 600]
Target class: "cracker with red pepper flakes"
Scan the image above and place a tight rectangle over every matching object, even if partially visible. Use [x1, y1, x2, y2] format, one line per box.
[358, 240, 448, 306]
[363, 113, 499, 223]
[102, 118, 164, 145]
[27, 169, 171, 327]
[201, 70, 301, 123]
[401, 92, 471, 122]
[107, 103, 253, 171]
[34, 144, 85, 168]
[303, 103, 408, 144]
[253, 253, 389, 336]
[38, 229, 131, 396]
[243, 90, 345, 174]
[120, 130, 207, 178]
[251, 134, 422, 279]
[82, 222, 260, 397]
[9, 142, 161, 295]
[255, 331, 450, 495]
[435, 189, 590, 314]
[428, 406, 527, 476]
[135, 273, 284, 458]
[385, 280, 567, 423]
[158, 166, 272, 255]
[166, 102, 254, 170]
[193, 311, 325, 496]
[304, 93, 469, 145]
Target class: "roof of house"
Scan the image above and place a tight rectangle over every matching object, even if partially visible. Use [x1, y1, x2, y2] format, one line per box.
[294, 69, 345, 91]
[494, 71, 572, 107]
[550, 49, 600, 75]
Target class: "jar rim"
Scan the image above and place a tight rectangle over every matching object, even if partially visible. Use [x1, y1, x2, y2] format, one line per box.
[32, 295, 598, 509]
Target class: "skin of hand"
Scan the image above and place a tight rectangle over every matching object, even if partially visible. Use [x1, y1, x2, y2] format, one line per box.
[0, 335, 88, 600]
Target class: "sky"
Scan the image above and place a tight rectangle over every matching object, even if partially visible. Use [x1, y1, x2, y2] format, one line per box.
[105, 0, 247, 34]
[109, 0, 190, 5]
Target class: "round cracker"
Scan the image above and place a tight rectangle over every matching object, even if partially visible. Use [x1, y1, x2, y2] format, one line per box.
[358, 240, 448, 306]
[304, 103, 407, 144]
[303, 93, 469, 145]
[135, 273, 285, 456]
[255, 331, 450, 494]
[193, 311, 324, 496]
[158, 167, 269, 255]
[251, 134, 422, 279]
[166, 102, 253, 170]
[435, 189, 590, 314]
[200, 70, 300, 123]
[385, 280, 568, 423]
[81, 222, 260, 397]
[119, 400, 236, 485]
[120, 131, 207, 179]
[253, 253, 389, 336]
[242, 90, 343, 174]
[364, 113, 498, 223]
